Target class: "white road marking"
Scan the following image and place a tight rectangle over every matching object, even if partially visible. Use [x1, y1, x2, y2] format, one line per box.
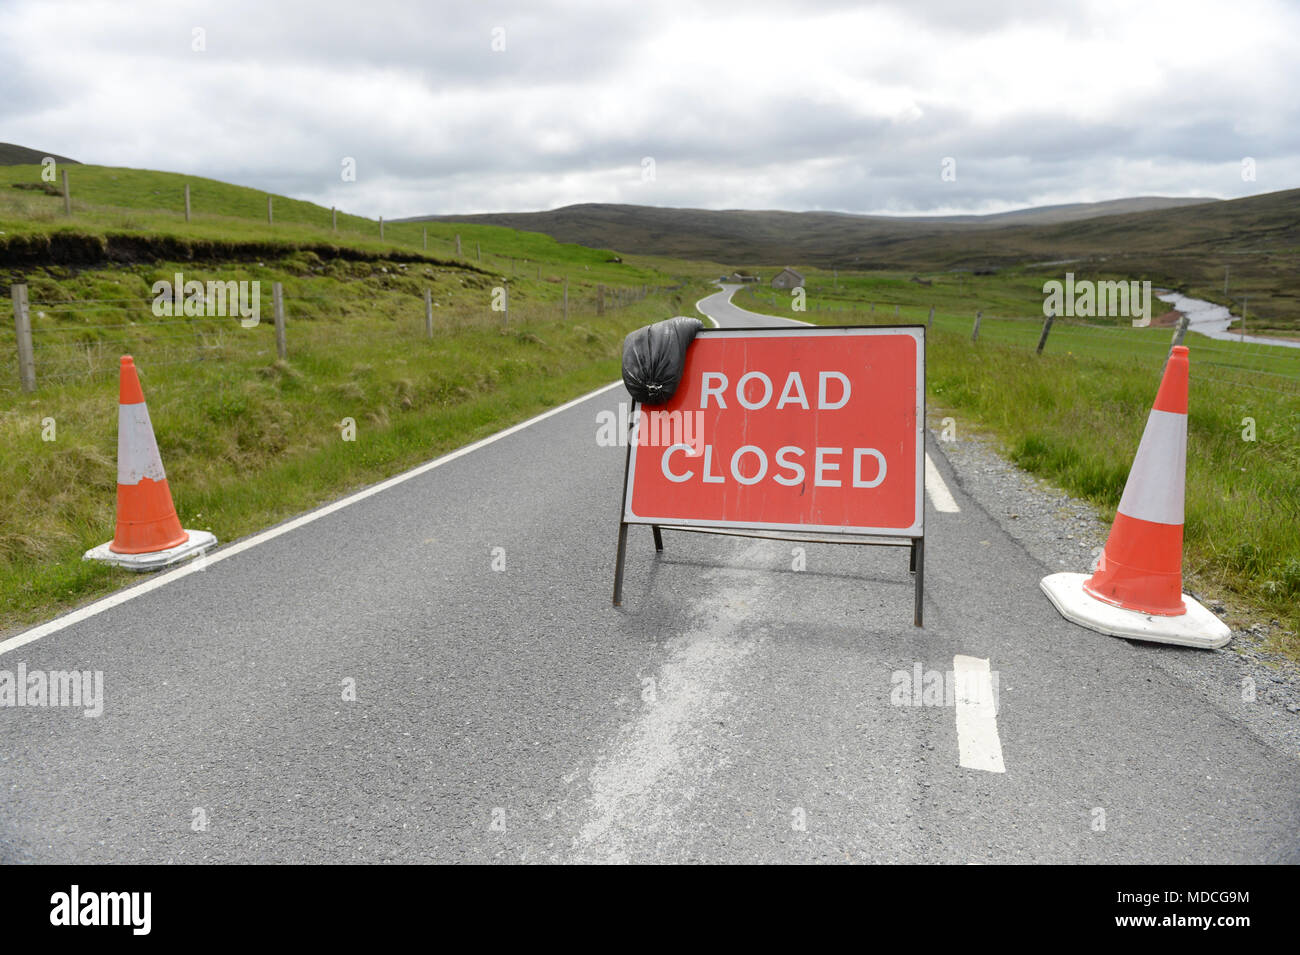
[925, 453, 960, 513]
[693, 290, 720, 327]
[953, 655, 1005, 773]
[0, 380, 626, 658]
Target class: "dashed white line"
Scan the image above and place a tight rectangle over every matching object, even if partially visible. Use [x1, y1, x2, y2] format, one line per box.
[925, 453, 960, 513]
[953, 655, 1005, 773]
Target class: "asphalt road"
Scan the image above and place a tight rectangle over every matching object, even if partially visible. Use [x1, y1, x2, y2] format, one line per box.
[1, 285, 1297, 863]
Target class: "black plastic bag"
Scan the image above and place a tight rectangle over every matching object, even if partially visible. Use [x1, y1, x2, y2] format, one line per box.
[621, 316, 704, 405]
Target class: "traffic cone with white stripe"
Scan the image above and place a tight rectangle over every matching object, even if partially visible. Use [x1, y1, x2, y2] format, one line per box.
[1040, 346, 1230, 649]
[84, 356, 216, 571]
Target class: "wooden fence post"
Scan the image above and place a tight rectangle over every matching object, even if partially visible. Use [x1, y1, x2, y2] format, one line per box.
[273, 282, 287, 359]
[62, 170, 70, 215]
[184, 184, 191, 223]
[424, 288, 433, 339]
[12, 284, 35, 392]
[927, 305, 934, 328]
[1036, 311, 1055, 354]
[476, 242, 481, 262]
[455, 234, 462, 256]
[423, 227, 428, 251]
[971, 309, 982, 342]
[267, 195, 273, 225]
[332, 207, 337, 232]
[1170, 314, 1189, 351]
[503, 282, 509, 326]
[379, 216, 384, 240]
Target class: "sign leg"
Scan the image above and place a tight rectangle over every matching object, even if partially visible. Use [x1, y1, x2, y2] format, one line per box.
[652, 524, 663, 552]
[613, 521, 629, 607]
[913, 537, 925, 627]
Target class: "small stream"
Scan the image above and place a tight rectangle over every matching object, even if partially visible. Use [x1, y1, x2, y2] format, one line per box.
[1157, 291, 1300, 350]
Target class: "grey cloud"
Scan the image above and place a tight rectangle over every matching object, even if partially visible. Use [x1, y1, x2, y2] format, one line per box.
[3, 0, 1298, 218]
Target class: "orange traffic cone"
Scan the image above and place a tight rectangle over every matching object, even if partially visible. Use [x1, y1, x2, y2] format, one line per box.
[1084, 346, 1190, 615]
[1040, 346, 1230, 649]
[84, 356, 216, 571]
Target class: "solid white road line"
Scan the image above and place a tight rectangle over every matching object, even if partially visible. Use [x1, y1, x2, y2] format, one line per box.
[953, 655, 1005, 773]
[0, 380, 626, 659]
[693, 290, 721, 327]
[925, 453, 960, 513]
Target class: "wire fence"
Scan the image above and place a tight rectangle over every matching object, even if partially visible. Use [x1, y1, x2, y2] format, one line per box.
[10, 271, 1297, 400]
[3, 278, 677, 393]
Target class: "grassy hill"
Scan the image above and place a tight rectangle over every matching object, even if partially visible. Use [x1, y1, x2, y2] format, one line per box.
[916, 196, 1215, 225]
[0, 162, 667, 286]
[414, 196, 1219, 262]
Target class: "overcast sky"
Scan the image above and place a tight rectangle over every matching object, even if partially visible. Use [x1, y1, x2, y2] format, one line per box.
[4, 0, 1298, 218]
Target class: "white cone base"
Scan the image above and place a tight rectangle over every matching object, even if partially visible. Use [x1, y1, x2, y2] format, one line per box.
[84, 530, 217, 572]
[1040, 572, 1231, 650]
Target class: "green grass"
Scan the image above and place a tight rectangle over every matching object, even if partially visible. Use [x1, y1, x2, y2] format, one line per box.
[734, 270, 1300, 659]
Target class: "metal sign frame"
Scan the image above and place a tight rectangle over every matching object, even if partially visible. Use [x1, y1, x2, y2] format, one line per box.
[612, 324, 927, 626]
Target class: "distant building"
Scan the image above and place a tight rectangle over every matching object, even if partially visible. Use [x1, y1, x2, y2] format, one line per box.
[771, 267, 804, 289]
[731, 271, 760, 283]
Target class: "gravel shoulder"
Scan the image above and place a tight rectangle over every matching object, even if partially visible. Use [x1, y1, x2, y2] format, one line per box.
[927, 411, 1300, 762]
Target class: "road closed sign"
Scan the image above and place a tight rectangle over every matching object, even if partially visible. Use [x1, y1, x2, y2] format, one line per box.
[622, 326, 925, 537]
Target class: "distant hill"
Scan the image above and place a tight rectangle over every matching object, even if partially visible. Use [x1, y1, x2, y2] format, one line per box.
[409, 196, 1219, 265]
[0, 143, 81, 166]
[919, 196, 1215, 226]
[412, 190, 1300, 331]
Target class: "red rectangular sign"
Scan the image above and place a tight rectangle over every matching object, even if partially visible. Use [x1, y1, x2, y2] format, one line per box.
[623, 326, 924, 537]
